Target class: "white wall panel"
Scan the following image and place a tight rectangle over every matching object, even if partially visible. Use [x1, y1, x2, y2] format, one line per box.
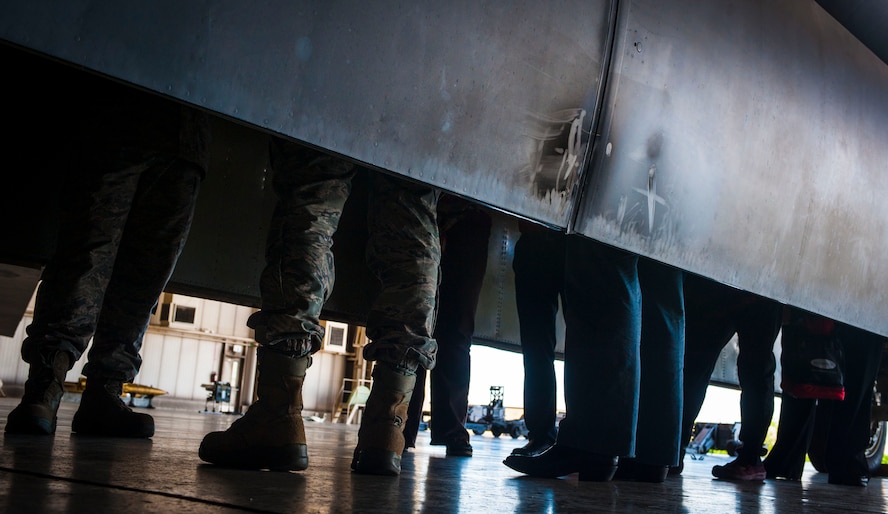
[198, 298, 220, 334]
[232, 306, 254, 340]
[0, 317, 30, 385]
[155, 336, 183, 397]
[136, 332, 165, 390]
[301, 352, 346, 416]
[2, 294, 342, 412]
[194, 341, 220, 394]
[215, 303, 237, 337]
[173, 336, 200, 400]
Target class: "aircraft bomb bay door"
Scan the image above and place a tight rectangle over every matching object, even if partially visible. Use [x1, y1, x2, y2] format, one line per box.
[572, 0, 888, 336]
[0, 0, 614, 228]
[3, 0, 888, 339]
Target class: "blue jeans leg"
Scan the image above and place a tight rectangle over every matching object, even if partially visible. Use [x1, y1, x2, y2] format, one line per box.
[559, 238, 640, 457]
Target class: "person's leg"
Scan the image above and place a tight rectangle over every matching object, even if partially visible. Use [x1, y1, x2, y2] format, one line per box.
[505, 238, 639, 482]
[676, 275, 739, 472]
[353, 172, 440, 475]
[82, 157, 201, 382]
[624, 258, 684, 482]
[200, 139, 354, 470]
[562, 240, 640, 456]
[7, 155, 142, 435]
[732, 298, 782, 462]
[429, 204, 491, 456]
[512, 229, 563, 453]
[247, 140, 356, 350]
[70, 156, 201, 438]
[23, 169, 143, 362]
[710, 297, 782, 481]
[825, 325, 884, 486]
[763, 394, 816, 480]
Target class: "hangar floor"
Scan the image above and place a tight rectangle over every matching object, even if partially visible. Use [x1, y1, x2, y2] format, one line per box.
[0, 398, 885, 513]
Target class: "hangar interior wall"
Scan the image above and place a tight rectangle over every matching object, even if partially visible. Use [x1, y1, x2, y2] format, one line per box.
[0, 291, 348, 417]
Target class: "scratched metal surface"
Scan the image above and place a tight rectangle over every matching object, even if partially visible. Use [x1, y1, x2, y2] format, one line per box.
[0, 0, 612, 228]
[816, 0, 888, 66]
[573, 0, 888, 336]
[3, 0, 888, 339]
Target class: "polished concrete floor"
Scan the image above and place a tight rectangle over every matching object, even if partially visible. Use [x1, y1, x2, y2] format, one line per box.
[0, 398, 885, 513]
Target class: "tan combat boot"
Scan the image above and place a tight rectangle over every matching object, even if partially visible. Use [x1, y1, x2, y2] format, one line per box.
[199, 349, 310, 471]
[6, 350, 71, 435]
[351, 363, 416, 476]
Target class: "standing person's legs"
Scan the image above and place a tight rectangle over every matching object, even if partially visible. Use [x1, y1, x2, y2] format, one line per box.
[504, 238, 640, 482]
[763, 394, 816, 480]
[825, 325, 884, 486]
[626, 258, 684, 481]
[7, 159, 142, 435]
[429, 206, 491, 456]
[677, 276, 739, 471]
[248, 140, 355, 350]
[84, 157, 201, 381]
[72, 155, 202, 437]
[560, 240, 640, 459]
[353, 172, 440, 475]
[200, 139, 354, 471]
[23, 166, 142, 363]
[512, 230, 564, 454]
[710, 297, 781, 480]
[732, 298, 782, 463]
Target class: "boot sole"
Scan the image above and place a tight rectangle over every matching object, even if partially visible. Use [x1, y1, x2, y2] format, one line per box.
[72, 416, 155, 438]
[72, 426, 155, 438]
[351, 447, 401, 476]
[502, 453, 617, 482]
[199, 443, 309, 471]
[6, 405, 58, 435]
[5, 416, 56, 435]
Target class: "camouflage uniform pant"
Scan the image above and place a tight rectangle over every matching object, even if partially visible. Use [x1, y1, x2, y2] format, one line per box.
[248, 138, 440, 372]
[22, 150, 202, 382]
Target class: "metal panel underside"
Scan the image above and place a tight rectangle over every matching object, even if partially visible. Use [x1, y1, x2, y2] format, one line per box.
[573, 0, 888, 336]
[164, 114, 538, 349]
[816, 0, 888, 66]
[0, 0, 612, 228]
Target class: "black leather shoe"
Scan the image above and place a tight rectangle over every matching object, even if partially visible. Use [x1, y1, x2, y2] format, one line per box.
[828, 473, 868, 487]
[445, 440, 473, 457]
[503, 443, 617, 481]
[667, 449, 685, 476]
[764, 463, 802, 481]
[613, 458, 669, 483]
[511, 438, 556, 457]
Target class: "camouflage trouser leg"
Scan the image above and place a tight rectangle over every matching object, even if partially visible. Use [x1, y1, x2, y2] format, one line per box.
[82, 157, 202, 382]
[22, 156, 145, 365]
[363, 174, 440, 373]
[247, 138, 355, 356]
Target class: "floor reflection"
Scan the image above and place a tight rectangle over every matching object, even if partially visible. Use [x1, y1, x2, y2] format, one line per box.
[0, 399, 886, 513]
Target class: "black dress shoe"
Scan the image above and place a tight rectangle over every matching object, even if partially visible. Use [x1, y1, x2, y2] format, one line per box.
[613, 458, 669, 483]
[503, 443, 617, 481]
[511, 438, 556, 457]
[667, 449, 685, 476]
[765, 471, 801, 481]
[763, 462, 802, 481]
[445, 440, 473, 457]
[828, 473, 868, 487]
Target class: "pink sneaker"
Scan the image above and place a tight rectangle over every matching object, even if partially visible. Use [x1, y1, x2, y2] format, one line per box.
[712, 459, 766, 481]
